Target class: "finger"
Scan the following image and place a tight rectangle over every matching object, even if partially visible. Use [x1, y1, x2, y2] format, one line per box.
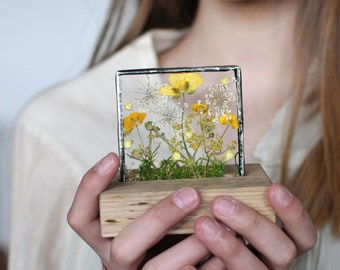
[267, 183, 317, 254]
[143, 235, 209, 270]
[194, 216, 267, 269]
[198, 256, 226, 270]
[181, 266, 197, 270]
[67, 153, 120, 252]
[210, 195, 296, 269]
[109, 187, 201, 268]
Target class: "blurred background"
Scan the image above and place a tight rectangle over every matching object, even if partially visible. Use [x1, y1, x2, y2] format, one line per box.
[0, 0, 113, 268]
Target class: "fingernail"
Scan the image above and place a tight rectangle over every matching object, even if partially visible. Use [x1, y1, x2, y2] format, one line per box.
[214, 197, 237, 216]
[94, 154, 114, 175]
[200, 219, 221, 240]
[172, 187, 198, 209]
[276, 185, 292, 207]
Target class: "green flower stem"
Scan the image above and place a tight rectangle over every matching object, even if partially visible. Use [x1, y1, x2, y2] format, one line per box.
[153, 130, 190, 167]
[126, 153, 143, 162]
[197, 113, 212, 178]
[136, 126, 155, 168]
[180, 94, 200, 177]
[157, 136, 198, 178]
[136, 126, 145, 149]
[148, 130, 153, 156]
[181, 95, 194, 159]
[199, 114, 209, 157]
[186, 158, 199, 178]
[204, 157, 211, 178]
[221, 125, 230, 138]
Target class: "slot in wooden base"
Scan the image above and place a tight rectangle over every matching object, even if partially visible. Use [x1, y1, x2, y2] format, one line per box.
[100, 164, 275, 238]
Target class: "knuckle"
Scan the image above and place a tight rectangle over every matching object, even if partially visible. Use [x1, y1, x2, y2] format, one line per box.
[275, 242, 297, 268]
[110, 241, 135, 266]
[148, 204, 172, 227]
[67, 209, 80, 231]
[223, 237, 245, 258]
[245, 210, 261, 230]
[292, 203, 307, 223]
[291, 208, 318, 251]
[301, 228, 318, 252]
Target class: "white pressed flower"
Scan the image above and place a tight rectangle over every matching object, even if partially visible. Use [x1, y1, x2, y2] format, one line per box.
[132, 76, 160, 112]
[205, 81, 237, 117]
[156, 99, 182, 127]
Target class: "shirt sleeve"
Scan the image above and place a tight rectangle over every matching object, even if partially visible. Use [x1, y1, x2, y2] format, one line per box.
[8, 114, 102, 270]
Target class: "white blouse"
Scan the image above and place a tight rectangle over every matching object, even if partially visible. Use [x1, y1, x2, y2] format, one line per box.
[9, 29, 339, 270]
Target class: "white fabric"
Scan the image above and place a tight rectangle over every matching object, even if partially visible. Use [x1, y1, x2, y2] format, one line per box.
[9, 29, 339, 270]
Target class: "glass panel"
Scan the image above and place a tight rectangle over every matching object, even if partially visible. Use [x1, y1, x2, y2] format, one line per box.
[116, 66, 244, 181]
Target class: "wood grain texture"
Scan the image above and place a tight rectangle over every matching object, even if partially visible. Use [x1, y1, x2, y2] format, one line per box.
[100, 164, 276, 237]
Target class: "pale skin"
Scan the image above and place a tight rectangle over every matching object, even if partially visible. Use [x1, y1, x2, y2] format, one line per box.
[68, 0, 317, 269]
[68, 153, 316, 269]
[160, 0, 298, 160]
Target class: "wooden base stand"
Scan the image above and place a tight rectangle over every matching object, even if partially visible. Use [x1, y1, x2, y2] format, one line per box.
[100, 164, 275, 238]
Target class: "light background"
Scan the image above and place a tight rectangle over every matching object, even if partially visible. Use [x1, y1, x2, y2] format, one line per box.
[0, 0, 112, 255]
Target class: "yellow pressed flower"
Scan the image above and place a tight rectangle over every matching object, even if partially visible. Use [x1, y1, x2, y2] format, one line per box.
[173, 123, 181, 130]
[223, 150, 235, 161]
[190, 142, 200, 151]
[192, 103, 209, 114]
[218, 113, 239, 129]
[124, 102, 132, 110]
[124, 139, 133, 149]
[159, 73, 204, 98]
[185, 131, 193, 139]
[221, 77, 230, 85]
[172, 151, 181, 161]
[123, 112, 147, 132]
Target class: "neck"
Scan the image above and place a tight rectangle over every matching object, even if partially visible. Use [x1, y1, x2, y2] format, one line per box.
[159, 0, 299, 161]
[160, 0, 298, 67]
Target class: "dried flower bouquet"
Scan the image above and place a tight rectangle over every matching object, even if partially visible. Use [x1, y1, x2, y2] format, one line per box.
[117, 66, 245, 181]
[98, 66, 275, 238]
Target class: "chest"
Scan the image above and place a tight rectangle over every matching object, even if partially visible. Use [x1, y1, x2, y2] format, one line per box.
[241, 77, 292, 161]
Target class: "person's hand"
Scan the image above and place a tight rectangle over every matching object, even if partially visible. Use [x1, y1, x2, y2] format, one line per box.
[68, 152, 317, 269]
[182, 184, 318, 270]
[67, 153, 213, 269]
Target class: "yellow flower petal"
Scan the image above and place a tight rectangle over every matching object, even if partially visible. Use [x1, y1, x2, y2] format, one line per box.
[186, 73, 204, 94]
[123, 112, 147, 132]
[159, 85, 178, 97]
[124, 102, 132, 110]
[124, 139, 133, 149]
[218, 115, 227, 125]
[223, 150, 235, 161]
[172, 151, 181, 161]
[160, 73, 204, 98]
[221, 77, 230, 85]
[192, 103, 209, 113]
[168, 73, 185, 90]
[218, 113, 239, 129]
[185, 131, 193, 139]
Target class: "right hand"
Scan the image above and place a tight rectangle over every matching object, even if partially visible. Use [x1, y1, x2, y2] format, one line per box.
[67, 153, 214, 270]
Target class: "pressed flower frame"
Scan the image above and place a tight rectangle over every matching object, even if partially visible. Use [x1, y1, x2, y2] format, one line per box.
[99, 66, 276, 238]
[115, 66, 245, 182]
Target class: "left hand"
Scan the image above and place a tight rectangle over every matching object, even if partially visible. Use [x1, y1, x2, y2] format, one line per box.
[181, 183, 317, 269]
